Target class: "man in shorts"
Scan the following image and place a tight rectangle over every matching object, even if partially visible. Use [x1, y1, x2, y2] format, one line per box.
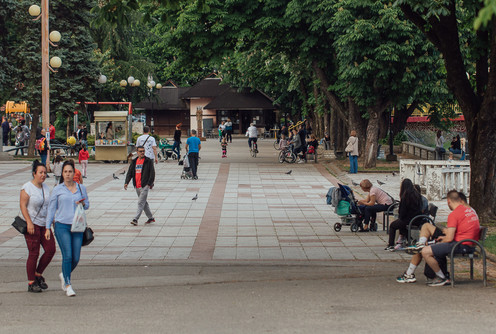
[396, 191, 480, 286]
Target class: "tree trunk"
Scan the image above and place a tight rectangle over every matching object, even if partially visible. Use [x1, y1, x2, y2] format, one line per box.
[348, 98, 367, 155]
[66, 115, 71, 138]
[27, 109, 40, 157]
[363, 110, 381, 168]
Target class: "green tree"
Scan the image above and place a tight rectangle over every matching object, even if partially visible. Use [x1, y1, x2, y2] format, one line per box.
[397, 0, 496, 222]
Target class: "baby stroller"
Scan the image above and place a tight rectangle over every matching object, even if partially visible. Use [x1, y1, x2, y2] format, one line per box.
[333, 184, 364, 232]
[180, 153, 193, 179]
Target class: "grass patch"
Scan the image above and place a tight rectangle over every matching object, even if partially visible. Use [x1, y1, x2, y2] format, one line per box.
[484, 233, 496, 256]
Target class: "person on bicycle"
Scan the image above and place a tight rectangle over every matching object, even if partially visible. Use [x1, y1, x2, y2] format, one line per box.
[246, 123, 258, 152]
[290, 129, 302, 157]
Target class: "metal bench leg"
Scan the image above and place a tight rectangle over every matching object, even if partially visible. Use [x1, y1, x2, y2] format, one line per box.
[450, 254, 455, 288]
[470, 257, 474, 280]
[483, 251, 487, 287]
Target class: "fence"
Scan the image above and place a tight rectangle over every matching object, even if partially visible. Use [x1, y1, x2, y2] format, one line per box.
[400, 159, 471, 200]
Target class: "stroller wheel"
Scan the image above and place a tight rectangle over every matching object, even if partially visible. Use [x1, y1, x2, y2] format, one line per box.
[333, 223, 342, 232]
[350, 223, 359, 232]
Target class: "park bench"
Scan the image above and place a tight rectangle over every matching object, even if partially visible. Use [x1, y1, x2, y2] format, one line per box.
[449, 226, 488, 287]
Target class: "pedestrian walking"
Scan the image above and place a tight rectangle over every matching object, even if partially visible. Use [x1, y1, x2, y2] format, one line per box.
[124, 145, 156, 226]
[46, 160, 89, 297]
[221, 137, 228, 158]
[36, 129, 50, 167]
[53, 154, 63, 185]
[20, 160, 55, 293]
[218, 121, 226, 142]
[78, 146, 89, 178]
[173, 123, 182, 160]
[2, 117, 10, 146]
[186, 129, 201, 180]
[225, 118, 233, 143]
[345, 130, 359, 173]
[136, 126, 158, 164]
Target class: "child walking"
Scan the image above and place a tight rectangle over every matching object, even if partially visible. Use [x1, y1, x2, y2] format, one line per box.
[221, 137, 228, 158]
[52, 154, 63, 185]
[78, 146, 89, 178]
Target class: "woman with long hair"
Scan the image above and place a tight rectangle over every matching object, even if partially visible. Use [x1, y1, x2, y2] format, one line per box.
[45, 160, 89, 296]
[21, 160, 55, 292]
[385, 178, 423, 251]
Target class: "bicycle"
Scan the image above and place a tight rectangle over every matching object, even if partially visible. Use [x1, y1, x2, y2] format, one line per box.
[278, 147, 296, 163]
[250, 141, 258, 157]
[273, 139, 281, 150]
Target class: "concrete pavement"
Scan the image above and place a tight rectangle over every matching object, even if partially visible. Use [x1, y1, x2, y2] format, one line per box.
[0, 138, 494, 333]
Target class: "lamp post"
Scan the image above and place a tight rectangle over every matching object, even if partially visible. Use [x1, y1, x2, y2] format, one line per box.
[147, 76, 162, 134]
[120, 76, 141, 144]
[29, 1, 62, 146]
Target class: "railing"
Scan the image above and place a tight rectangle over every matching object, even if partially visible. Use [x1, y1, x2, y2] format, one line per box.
[400, 159, 471, 200]
[402, 141, 436, 160]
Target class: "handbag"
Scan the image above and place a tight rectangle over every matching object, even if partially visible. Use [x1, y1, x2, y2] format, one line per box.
[12, 216, 28, 234]
[82, 227, 94, 246]
[71, 185, 87, 233]
[12, 185, 45, 235]
[345, 138, 356, 153]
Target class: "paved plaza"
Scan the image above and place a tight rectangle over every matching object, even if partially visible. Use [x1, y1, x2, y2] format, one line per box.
[1, 138, 494, 334]
[0, 138, 431, 264]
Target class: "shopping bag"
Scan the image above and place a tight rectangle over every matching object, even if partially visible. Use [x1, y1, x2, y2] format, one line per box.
[71, 203, 87, 232]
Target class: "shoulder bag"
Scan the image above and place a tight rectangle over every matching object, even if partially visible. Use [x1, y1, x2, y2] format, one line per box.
[12, 186, 45, 234]
[75, 184, 94, 246]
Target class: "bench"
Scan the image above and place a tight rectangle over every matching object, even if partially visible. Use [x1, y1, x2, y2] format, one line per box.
[449, 226, 488, 287]
[406, 204, 438, 245]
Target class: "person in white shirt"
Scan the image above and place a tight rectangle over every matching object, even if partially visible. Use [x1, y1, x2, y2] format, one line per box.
[245, 123, 258, 150]
[136, 126, 158, 164]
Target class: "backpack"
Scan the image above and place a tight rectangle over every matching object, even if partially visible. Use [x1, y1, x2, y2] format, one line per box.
[35, 137, 46, 151]
[307, 145, 315, 154]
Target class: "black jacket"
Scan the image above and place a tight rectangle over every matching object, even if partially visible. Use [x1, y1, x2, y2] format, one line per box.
[125, 156, 155, 188]
[174, 129, 181, 142]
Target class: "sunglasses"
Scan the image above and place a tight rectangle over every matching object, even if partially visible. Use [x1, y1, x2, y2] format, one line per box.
[137, 150, 145, 153]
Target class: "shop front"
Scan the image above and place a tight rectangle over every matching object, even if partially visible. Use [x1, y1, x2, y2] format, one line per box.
[94, 111, 131, 161]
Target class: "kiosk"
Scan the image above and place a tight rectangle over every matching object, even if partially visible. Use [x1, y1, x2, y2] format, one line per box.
[94, 111, 130, 161]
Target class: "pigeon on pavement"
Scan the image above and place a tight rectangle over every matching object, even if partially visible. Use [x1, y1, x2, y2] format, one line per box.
[286, 170, 292, 175]
[113, 173, 119, 180]
[352, 181, 359, 186]
[377, 180, 385, 186]
[192, 194, 198, 201]
[120, 171, 126, 175]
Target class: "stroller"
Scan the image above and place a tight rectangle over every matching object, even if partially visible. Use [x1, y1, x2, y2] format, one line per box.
[180, 153, 193, 179]
[158, 139, 178, 161]
[332, 184, 364, 232]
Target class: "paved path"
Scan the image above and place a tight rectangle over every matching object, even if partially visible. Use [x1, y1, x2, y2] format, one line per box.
[1, 138, 428, 264]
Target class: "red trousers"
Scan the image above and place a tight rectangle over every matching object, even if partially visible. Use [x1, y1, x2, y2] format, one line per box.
[24, 225, 56, 281]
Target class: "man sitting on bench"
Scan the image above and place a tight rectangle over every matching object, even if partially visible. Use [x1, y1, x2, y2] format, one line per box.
[356, 179, 393, 232]
[396, 191, 480, 286]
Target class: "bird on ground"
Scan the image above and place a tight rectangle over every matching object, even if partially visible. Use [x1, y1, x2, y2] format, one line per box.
[113, 173, 119, 180]
[392, 172, 397, 176]
[286, 170, 292, 175]
[119, 170, 126, 175]
[352, 181, 359, 186]
[377, 180, 385, 186]
[192, 194, 198, 201]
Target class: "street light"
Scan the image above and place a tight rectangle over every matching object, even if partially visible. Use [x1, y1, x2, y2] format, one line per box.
[147, 75, 161, 134]
[29, 0, 62, 155]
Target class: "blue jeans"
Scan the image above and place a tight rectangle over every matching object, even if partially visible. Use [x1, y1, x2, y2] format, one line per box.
[172, 141, 181, 160]
[39, 151, 47, 166]
[54, 223, 83, 286]
[449, 148, 462, 154]
[349, 155, 358, 173]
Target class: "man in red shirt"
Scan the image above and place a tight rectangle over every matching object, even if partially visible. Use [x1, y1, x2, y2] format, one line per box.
[420, 190, 480, 286]
[124, 146, 155, 226]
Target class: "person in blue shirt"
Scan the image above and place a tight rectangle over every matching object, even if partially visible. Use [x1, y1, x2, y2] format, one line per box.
[186, 129, 201, 180]
[46, 160, 89, 297]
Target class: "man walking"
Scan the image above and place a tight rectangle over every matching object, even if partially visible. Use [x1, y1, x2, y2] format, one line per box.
[124, 146, 156, 226]
[136, 126, 158, 164]
[186, 129, 201, 180]
[1, 117, 10, 146]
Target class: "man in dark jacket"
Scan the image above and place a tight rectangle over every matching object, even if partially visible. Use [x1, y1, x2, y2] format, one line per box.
[124, 146, 156, 226]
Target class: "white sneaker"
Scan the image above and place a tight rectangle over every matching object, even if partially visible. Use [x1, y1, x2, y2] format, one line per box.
[59, 273, 66, 292]
[66, 285, 76, 297]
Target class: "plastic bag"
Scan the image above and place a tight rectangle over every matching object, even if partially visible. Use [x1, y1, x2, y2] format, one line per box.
[71, 203, 87, 232]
